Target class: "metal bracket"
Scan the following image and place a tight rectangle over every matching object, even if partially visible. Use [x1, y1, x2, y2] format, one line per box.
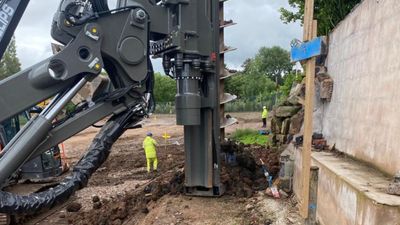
[49, 23, 104, 80]
[291, 36, 328, 62]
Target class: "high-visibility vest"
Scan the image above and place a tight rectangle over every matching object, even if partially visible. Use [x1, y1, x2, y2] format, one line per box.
[262, 109, 268, 119]
[143, 136, 158, 158]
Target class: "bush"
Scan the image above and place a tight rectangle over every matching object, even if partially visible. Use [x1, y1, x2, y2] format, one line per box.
[154, 102, 175, 114]
[154, 73, 176, 103]
[225, 93, 281, 112]
[230, 129, 269, 145]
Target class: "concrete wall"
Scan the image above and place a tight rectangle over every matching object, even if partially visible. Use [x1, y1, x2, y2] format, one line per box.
[322, 0, 400, 176]
[293, 149, 400, 225]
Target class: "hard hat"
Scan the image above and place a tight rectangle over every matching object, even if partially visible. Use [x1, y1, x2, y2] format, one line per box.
[263, 106, 267, 109]
[146, 132, 153, 136]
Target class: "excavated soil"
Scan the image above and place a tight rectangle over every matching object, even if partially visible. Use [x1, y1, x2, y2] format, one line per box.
[220, 141, 283, 198]
[66, 142, 285, 225]
[14, 113, 302, 225]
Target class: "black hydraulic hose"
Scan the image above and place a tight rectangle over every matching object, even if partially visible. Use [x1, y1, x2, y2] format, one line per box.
[90, 0, 109, 13]
[0, 110, 140, 214]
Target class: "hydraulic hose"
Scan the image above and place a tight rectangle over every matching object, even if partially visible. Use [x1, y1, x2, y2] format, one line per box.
[0, 109, 141, 214]
[89, 0, 109, 13]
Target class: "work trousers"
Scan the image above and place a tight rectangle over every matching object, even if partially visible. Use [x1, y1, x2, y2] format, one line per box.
[146, 157, 158, 172]
[262, 118, 267, 128]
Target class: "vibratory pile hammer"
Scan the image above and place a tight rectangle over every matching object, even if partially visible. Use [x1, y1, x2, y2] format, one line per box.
[0, 0, 224, 215]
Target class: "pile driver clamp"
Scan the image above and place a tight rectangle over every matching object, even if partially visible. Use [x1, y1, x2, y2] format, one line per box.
[0, 0, 223, 215]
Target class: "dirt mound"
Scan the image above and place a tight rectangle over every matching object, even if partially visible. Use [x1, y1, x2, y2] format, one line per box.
[69, 141, 186, 225]
[70, 169, 185, 225]
[68, 142, 282, 225]
[220, 141, 282, 198]
[88, 141, 185, 187]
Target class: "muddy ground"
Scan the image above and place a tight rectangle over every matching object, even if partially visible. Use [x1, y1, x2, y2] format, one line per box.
[14, 113, 303, 225]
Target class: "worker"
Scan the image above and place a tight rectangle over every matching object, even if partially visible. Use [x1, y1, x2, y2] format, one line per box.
[143, 132, 158, 173]
[262, 106, 268, 128]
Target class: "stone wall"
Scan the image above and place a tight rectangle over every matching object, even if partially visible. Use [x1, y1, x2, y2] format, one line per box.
[321, 0, 400, 176]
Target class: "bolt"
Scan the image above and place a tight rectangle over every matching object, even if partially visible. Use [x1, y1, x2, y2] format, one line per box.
[64, 19, 71, 27]
[135, 9, 146, 22]
[94, 63, 101, 71]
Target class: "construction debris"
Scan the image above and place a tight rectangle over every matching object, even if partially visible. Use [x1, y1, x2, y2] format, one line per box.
[275, 106, 302, 118]
[66, 202, 82, 213]
[317, 70, 334, 102]
[63, 140, 286, 224]
[311, 133, 329, 151]
[388, 172, 400, 196]
[5, 114, 305, 225]
[269, 82, 305, 146]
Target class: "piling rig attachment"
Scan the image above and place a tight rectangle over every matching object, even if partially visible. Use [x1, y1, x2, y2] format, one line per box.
[0, 0, 223, 215]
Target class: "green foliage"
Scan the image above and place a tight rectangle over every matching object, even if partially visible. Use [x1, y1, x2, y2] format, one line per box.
[243, 46, 293, 85]
[225, 94, 281, 112]
[65, 102, 76, 115]
[225, 46, 293, 111]
[226, 72, 276, 100]
[153, 73, 176, 103]
[279, 72, 304, 97]
[280, 0, 361, 35]
[154, 102, 175, 114]
[225, 73, 278, 111]
[231, 129, 269, 145]
[0, 37, 21, 80]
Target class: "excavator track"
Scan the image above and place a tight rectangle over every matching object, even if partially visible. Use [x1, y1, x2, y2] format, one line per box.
[0, 213, 10, 225]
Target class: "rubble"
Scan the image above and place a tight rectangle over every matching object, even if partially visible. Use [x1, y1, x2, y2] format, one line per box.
[388, 183, 400, 196]
[289, 110, 304, 135]
[92, 195, 100, 203]
[66, 202, 82, 212]
[286, 83, 304, 105]
[268, 81, 306, 146]
[220, 141, 283, 198]
[387, 172, 400, 196]
[317, 73, 334, 102]
[275, 106, 302, 118]
[268, 71, 335, 147]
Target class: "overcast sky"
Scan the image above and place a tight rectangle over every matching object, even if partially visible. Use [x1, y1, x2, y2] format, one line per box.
[13, 0, 302, 72]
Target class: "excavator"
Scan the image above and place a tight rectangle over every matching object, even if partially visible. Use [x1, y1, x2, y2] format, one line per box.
[0, 0, 224, 222]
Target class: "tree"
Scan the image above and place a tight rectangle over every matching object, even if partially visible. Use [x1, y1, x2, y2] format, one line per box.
[153, 73, 176, 103]
[280, 0, 361, 35]
[0, 37, 21, 80]
[225, 72, 276, 100]
[279, 72, 304, 97]
[244, 46, 292, 85]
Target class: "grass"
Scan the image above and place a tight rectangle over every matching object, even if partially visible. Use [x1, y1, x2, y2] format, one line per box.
[230, 128, 269, 145]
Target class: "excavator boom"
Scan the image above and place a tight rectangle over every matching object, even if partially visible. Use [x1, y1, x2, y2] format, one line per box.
[0, 0, 29, 59]
[0, 0, 223, 216]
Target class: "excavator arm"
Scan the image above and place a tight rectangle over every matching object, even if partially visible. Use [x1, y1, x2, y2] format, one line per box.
[0, 0, 223, 215]
[0, 0, 30, 59]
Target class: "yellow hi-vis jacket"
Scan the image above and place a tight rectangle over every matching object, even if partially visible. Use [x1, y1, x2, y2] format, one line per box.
[262, 109, 268, 119]
[143, 136, 158, 158]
